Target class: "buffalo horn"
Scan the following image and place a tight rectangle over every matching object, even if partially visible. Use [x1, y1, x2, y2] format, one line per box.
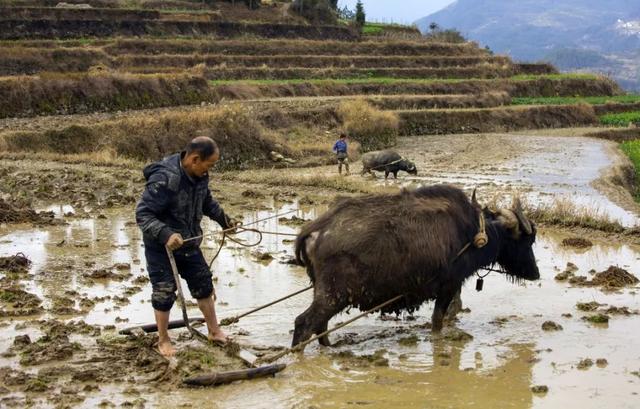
[471, 189, 478, 206]
[512, 198, 533, 235]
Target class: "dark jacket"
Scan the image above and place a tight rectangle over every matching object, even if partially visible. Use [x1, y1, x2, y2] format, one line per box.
[135, 152, 229, 253]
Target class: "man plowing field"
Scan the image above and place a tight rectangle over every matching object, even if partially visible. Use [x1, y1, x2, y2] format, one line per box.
[135, 136, 236, 357]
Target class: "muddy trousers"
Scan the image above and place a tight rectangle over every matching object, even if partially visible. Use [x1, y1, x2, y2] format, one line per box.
[144, 246, 214, 312]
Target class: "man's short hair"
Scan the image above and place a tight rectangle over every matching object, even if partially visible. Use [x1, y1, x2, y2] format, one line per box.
[185, 136, 219, 160]
[340, 133, 347, 138]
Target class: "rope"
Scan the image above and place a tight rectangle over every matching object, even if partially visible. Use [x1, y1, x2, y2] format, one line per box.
[453, 210, 488, 261]
[368, 157, 406, 171]
[183, 209, 299, 244]
[219, 285, 313, 326]
[183, 210, 299, 268]
[258, 294, 405, 364]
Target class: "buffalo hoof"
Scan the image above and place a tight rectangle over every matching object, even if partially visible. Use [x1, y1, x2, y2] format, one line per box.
[318, 334, 331, 347]
[431, 320, 444, 333]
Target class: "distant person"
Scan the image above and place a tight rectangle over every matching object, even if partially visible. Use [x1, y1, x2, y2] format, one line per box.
[136, 136, 236, 357]
[332, 133, 350, 175]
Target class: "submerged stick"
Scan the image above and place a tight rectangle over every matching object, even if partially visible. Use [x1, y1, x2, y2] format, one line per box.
[119, 318, 206, 335]
[183, 364, 287, 387]
[259, 294, 405, 364]
[220, 285, 313, 326]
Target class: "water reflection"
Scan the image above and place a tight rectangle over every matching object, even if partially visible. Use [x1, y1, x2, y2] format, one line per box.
[0, 202, 639, 408]
[396, 135, 639, 227]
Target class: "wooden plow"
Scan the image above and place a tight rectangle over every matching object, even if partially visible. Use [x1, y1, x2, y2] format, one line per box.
[118, 245, 312, 386]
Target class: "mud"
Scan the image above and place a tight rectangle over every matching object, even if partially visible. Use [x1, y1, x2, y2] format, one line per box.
[0, 198, 58, 225]
[0, 254, 31, 272]
[0, 131, 639, 407]
[541, 321, 563, 331]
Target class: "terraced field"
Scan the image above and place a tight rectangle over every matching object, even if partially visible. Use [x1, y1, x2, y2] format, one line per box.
[0, 13, 629, 162]
[1, 2, 640, 408]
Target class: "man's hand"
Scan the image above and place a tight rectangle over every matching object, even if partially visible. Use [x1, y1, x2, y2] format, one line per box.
[225, 216, 241, 234]
[166, 233, 184, 251]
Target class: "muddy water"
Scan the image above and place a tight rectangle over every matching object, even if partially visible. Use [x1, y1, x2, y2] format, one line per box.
[1, 201, 639, 408]
[395, 134, 639, 227]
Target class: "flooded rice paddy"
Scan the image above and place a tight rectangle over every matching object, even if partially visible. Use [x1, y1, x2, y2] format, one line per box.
[0, 133, 639, 408]
[397, 134, 639, 227]
[1, 202, 639, 408]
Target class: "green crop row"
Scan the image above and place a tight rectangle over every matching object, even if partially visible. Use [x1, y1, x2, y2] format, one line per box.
[620, 139, 640, 201]
[513, 95, 640, 105]
[600, 111, 640, 127]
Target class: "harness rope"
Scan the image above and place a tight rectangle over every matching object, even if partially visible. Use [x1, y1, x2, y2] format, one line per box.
[367, 157, 407, 171]
[171, 206, 498, 346]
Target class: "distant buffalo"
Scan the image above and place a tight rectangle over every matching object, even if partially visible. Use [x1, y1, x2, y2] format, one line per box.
[361, 149, 417, 179]
[292, 185, 539, 347]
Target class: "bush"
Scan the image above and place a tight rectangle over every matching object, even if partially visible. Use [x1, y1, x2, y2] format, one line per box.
[337, 99, 399, 151]
[291, 0, 337, 24]
[4, 105, 281, 169]
[4, 125, 102, 154]
[110, 104, 277, 168]
[424, 27, 466, 43]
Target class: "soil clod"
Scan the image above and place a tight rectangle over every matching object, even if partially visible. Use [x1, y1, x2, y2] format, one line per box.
[541, 321, 563, 331]
[561, 237, 593, 248]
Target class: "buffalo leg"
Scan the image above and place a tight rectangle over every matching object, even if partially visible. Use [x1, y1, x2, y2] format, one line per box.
[432, 287, 458, 332]
[384, 171, 389, 179]
[444, 289, 462, 322]
[317, 321, 331, 346]
[292, 297, 344, 348]
[393, 171, 398, 179]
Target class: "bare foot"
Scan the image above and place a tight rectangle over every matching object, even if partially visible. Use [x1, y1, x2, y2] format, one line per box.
[157, 338, 176, 357]
[208, 328, 229, 345]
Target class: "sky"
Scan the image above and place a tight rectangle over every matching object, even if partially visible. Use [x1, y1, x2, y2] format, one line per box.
[337, 0, 457, 25]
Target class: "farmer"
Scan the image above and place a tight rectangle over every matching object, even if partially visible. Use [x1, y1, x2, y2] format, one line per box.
[332, 133, 350, 175]
[136, 136, 236, 357]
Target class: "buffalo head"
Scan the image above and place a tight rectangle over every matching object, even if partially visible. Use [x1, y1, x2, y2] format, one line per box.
[485, 198, 540, 281]
[401, 159, 418, 175]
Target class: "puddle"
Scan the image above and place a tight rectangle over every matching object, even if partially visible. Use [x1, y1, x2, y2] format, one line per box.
[396, 134, 639, 227]
[1, 200, 639, 408]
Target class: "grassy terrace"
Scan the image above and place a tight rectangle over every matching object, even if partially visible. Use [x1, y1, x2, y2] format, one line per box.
[209, 73, 600, 86]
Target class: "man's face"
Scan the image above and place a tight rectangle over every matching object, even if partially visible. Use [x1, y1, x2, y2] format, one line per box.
[191, 151, 220, 177]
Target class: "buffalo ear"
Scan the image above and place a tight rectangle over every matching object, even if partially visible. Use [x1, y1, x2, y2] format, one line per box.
[512, 198, 533, 235]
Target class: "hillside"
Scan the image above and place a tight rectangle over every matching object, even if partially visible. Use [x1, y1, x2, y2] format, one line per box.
[0, 0, 634, 170]
[416, 0, 640, 91]
[1, 3, 640, 408]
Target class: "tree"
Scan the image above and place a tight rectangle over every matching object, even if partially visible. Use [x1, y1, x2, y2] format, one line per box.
[339, 5, 355, 20]
[355, 0, 365, 26]
[429, 22, 439, 32]
[329, 0, 338, 10]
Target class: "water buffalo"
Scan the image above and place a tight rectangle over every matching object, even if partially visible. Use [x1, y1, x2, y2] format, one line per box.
[361, 149, 417, 179]
[292, 184, 539, 347]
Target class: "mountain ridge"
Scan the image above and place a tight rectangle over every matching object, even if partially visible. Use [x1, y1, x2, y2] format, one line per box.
[416, 0, 640, 90]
